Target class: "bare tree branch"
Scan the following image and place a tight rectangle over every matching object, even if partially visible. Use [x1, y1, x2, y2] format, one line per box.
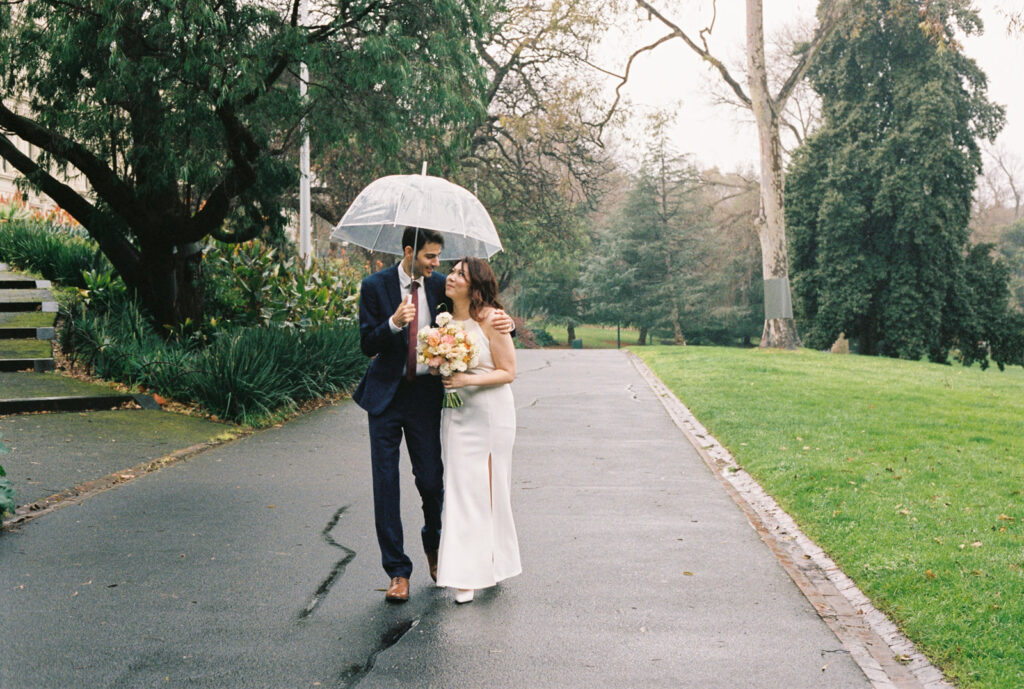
[634, 0, 751, 106]
[0, 133, 144, 282]
[0, 101, 144, 222]
[588, 32, 676, 130]
[775, 0, 849, 109]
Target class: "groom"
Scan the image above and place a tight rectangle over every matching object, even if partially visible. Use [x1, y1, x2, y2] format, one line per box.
[353, 227, 511, 602]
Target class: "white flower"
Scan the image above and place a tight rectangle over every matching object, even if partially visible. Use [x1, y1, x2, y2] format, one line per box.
[436, 312, 453, 327]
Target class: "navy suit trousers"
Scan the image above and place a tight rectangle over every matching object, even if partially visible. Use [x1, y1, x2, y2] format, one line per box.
[367, 374, 444, 579]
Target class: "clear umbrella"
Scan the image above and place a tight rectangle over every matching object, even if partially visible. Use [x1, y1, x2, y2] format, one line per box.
[330, 170, 502, 259]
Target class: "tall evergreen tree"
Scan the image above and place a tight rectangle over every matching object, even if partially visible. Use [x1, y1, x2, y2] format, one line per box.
[787, 0, 1011, 364]
[584, 133, 708, 345]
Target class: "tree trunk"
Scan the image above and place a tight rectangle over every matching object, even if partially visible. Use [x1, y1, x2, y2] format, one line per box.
[135, 240, 205, 329]
[747, 0, 801, 350]
[567, 323, 576, 345]
[670, 303, 686, 345]
[637, 326, 648, 346]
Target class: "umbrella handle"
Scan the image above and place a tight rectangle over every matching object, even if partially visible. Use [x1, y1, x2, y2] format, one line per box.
[421, 161, 427, 176]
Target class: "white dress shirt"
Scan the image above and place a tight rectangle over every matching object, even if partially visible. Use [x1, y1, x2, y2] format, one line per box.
[389, 262, 430, 376]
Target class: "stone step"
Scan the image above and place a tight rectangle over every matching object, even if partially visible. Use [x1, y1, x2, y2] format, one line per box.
[0, 339, 52, 359]
[0, 372, 155, 414]
[0, 326, 55, 340]
[0, 288, 58, 313]
[0, 312, 55, 328]
[0, 340, 54, 372]
[0, 271, 52, 289]
[0, 358, 55, 373]
[0, 266, 154, 412]
[0, 311, 56, 340]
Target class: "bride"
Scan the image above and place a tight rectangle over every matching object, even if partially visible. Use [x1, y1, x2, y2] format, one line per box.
[434, 257, 521, 604]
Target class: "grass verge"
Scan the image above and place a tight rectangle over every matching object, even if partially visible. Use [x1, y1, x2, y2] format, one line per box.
[635, 346, 1024, 689]
[536, 323, 641, 348]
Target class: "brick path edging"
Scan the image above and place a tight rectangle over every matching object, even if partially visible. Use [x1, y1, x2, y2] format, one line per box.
[628, 352, 955, 689]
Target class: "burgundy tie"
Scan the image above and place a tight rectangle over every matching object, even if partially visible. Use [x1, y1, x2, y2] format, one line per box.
[406, 280, 419, 381]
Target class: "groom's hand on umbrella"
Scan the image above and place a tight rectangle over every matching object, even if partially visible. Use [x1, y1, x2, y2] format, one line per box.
[489, 309, 515, 335]
[392, 294, 416, 328]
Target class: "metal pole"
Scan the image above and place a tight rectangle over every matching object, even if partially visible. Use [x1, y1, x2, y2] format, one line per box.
[410, 161, 426, 276]
[298, 0, 312, 268]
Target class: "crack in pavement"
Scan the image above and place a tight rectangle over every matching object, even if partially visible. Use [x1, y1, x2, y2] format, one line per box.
[516, 357, 553, 376]
[299, 505, 356, 620]
[337, 618, 420, 688]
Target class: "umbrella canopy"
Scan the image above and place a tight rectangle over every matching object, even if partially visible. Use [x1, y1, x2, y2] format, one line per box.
[330, 174, 502, 259]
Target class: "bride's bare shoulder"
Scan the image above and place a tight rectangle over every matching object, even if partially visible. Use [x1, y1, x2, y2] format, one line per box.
[476, 307, 500, 333]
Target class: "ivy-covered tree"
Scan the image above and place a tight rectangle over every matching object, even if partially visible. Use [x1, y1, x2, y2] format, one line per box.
[956, 243, 1024, 369]
[0, 0, 487, 327]
[787, 0, 1016, 365]
[998, 220, 1024, 311]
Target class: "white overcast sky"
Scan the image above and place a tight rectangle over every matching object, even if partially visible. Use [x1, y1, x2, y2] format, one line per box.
[607, 1, 1024, 174]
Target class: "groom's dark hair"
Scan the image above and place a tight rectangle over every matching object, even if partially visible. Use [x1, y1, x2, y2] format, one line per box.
[402, 226, 444, 251]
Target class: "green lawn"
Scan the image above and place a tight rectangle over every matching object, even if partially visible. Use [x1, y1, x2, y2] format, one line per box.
[636, 346, 1024, 689]
[535, 323, 641, 348]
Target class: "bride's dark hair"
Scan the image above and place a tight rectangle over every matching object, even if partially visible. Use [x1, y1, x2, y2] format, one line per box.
[459, 257, 504, 322]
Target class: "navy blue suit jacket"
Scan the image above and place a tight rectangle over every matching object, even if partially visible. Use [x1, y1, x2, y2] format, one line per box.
[352, 264, 449, 416]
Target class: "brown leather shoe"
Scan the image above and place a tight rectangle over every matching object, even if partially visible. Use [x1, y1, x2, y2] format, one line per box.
[425, 550, 438, 583]
[385, 576, 409, 602]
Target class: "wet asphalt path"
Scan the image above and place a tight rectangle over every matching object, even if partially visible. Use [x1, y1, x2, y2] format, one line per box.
[1, 350, 871, 689]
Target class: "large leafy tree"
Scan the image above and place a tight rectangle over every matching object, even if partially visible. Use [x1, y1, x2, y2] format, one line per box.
[0, 0, 487, 326]
[463, 0, 613, 292]
[787, 0, 1014, 364]
[307, 0, 614, 294]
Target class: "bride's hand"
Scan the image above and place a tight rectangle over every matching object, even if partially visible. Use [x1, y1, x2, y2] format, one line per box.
[442, 373, 470, 389]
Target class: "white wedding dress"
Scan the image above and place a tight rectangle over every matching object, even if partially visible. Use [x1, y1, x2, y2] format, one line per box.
[436, 318, 521, 589]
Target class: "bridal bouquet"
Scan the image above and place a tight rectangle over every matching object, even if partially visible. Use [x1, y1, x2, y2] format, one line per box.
[417, 312, 481, 408]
